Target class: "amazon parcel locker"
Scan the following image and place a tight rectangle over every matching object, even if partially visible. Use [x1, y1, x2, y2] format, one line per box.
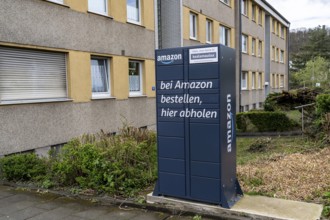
[153, 44, 242, 208]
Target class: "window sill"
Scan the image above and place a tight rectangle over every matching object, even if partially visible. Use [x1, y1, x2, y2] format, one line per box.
[189, 37, 199, 41]
[0, 98, 73, 106]
[126, 21, 145, 28]
[91, 96, 116, 100]
[87, 11, 113, 19]
[129, 95, 147, 98]
[46, 1, 70, 8]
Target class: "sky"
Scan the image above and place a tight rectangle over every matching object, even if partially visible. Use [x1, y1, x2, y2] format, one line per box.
[266, 0, 330, 30]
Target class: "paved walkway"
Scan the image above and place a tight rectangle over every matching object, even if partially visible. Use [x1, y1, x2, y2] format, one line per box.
[0, 185, 210, 220]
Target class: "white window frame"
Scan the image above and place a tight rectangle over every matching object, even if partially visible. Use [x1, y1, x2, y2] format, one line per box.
[190, 12, 198, 40]
[88, 0, 108, 16]
[258, 73, 262, 89]
[242, 34, 248, 53]
[241, 71, 248, 90]
[241, 0, 248, 16]
[252, 38, 256, 55]
[48, 0, 64, 4]
[127, 0, 141, 25]
[252, 72, 256, 89]
[129, 60, 143, 96]
[91, 57, 111, 98]
[206, 19, 212, 44]
[220, 25, 231, 47]
[258, 40, 262, 57]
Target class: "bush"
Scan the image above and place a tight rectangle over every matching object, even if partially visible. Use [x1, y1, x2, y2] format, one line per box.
[316, 94, 330, 116]
[237, 111, 298, 132]
[50, 125, 157, 196]
[0, 125, 157, 197]
[0, 153, 47, 181]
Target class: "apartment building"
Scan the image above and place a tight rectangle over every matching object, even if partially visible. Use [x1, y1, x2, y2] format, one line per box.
[0, 0, 156, 155]
[156, 0, 290, 111]
[0, 0, 289, 155]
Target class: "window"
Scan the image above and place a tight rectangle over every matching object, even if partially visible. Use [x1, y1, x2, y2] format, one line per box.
[258, 73, 262, 89]
[258, 40, 262, 57]
[252, 72, 256, 89]
[242, 34, 248, 53]
[241, 0, 248, 16]
[129, 60, 143, 96]
[220, 25, 231, 47]
[88, 0, 107, 15]
[91, 57, 110, 98]
[271, 46, 275, 60]
[272, 74, 275, 88]
[272, 19, 276, 33]
[220, 0, 230, 5]
[277, 23, 281, 36]
[206, 19, 212, 44]
[280, 50, 284, 63]
[0, 46, 67, 103]
[281, 26, 285, 38]
[275, 48, 279, 62]
[241, 71, 248, 90]
[258, 8, 262, 25]
[252, 38, 256, 55]
[252, 4, 256, 21]
[253, 103, 256, 109]
[127, 0, 141, 24]
[280, 75, 284, 88]
[48, 0, 64, 4]
[190, 12, 198, 40]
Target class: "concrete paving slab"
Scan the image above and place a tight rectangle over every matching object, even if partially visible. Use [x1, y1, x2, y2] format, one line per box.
[233, 195, 323, 220]
[72, 206, 110, 219]
[0, 207, 45, 220]
[147, 193, 323, 220]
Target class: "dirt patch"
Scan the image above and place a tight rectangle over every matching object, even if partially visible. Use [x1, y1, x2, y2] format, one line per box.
[238, 147, 330, 202]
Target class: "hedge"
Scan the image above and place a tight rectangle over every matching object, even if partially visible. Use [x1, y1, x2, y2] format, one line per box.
[237, 111, 298, 132]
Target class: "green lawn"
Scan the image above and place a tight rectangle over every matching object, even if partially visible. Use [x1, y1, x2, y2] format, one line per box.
[236, 136, 319, 165]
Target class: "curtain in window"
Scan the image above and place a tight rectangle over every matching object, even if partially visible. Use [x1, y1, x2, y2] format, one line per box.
[127, 0, 140, 22]
[129, 75, 140, 91]
[91, 59, 109, 93]
[129, 61, 140, 92]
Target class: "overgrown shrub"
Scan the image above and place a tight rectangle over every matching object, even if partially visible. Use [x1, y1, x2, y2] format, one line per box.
[237, 111, 298, 132]
[50, 125, 157, 196]
[0, 153, 47, 181]
[264, 88, 323, 111]
[0, 125, 157, 197]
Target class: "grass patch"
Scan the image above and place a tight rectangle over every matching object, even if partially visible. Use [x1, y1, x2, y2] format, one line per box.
[237, 136, 321, 165]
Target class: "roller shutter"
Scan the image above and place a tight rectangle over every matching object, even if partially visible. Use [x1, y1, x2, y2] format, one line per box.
[0, 46, 67, 102]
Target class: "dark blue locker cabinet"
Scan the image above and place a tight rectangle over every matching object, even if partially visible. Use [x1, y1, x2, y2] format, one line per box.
[154, 45, 242, 208]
